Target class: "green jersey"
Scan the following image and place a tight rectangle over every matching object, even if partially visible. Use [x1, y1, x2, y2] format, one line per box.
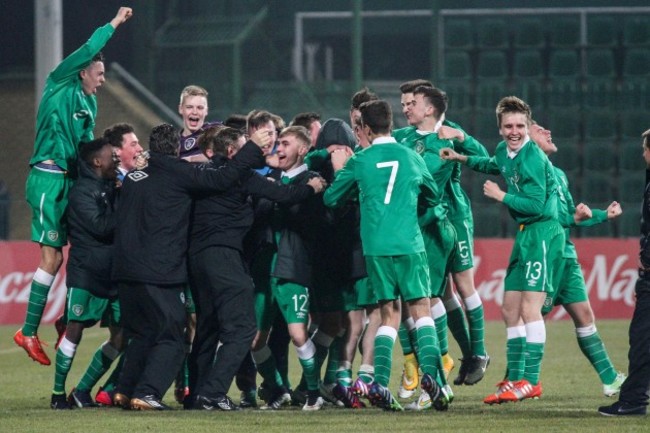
[466, 140, 559, 225]
[553, 165, 608, 258]
[393, 126, 454, 212]
[444, 119, 489, 222]
[30, 23, 116, 175]
[323, 137, 442, 256]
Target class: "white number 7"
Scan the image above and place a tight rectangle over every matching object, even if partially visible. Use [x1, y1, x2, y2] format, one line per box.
[376, 161, 399, 204]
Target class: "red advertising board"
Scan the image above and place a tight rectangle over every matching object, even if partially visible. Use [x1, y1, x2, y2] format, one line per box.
[0, 238, 639, 324]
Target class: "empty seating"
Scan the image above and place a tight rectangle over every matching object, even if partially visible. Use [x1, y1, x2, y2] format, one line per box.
[547, 49, 581, 108]
[444, 18, 474, 50]
[476, 18, 509, 49]
[582, 140, 617, 173]
[548, 109, 581, 140]
[443, 51, 472, 80]
[623, 16, 650, 46]
[617, 171, 645, 202]
[581, 170, 614, 203]
[617, 201, 641, 237]
[618, 140, 645, 171]
[514, 18, 546, 48]
[584, 110, 617, 140]
[587, 16, 619, 47]
[548, 16, 581, 47]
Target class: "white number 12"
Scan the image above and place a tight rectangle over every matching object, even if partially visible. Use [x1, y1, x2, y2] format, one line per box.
[376, 161, 399, 204]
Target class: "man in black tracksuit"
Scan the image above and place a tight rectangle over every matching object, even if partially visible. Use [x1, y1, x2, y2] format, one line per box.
[185, 126, 326, 410]
[112, 123, 269, 410]
[599, 129, 650, 417]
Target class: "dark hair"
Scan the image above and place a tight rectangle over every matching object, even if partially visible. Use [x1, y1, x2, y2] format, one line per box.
[351, 87, 379, 110]
[224, 114, 247, 133]
[79, 137, 110, 166]
[246, 110, 274, 131]
[198, 125, 233, 157]
[399, 79, 433, 94]
[103, 123, 135, 148]
[149, 123, 179, 156]
[359, 100, 392, 135]
[413, 86, 448, 120]
[92, 52, 105, 64]
[290, 112, 321, 129]
[495, 96, 532, 128]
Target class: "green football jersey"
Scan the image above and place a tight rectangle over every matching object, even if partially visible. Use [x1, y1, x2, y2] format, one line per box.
[553, 165, 608, 258]
[323, 137, 443, 256]
[466, 140, 559, 225]
[30, 23, 116, 174]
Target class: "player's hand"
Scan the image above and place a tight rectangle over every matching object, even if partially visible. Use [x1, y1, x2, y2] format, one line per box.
[112, 7, 133, 28]
[250, 129, 273, 151]
[483, 180, 505, 202]
[439, 147, 464, 162]
[574, 202, 593, 222]
[326, 144, 351, 154]
[607, 201, 622, 219]
[265, 153, 279, 168]
[307, 175, 327, 193]
[437, 125, 465, 143]
[331, 148, 351, 172]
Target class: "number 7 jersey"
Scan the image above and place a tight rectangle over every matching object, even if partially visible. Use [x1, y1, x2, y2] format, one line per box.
[323, 138, 443, 256]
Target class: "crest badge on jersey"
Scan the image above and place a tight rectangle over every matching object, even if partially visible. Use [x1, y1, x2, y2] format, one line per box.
[184, 137, 196, 151]
[414, 140, 425, 154]
[72, 304, 84, 316]
[47, 230, 59, 242]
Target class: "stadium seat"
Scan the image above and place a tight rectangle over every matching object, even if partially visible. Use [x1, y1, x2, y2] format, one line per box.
[476, 18, 509, 49]
[617, 201, 641, 237]
[578, 201, 615, 237]
[584, 110, 617, 140]
[582, 140, 617, 173]
[548, 109, 581, 140]
[618, 139, 645, 171]
[513, 50, 545, 109]
[586, 49, 617, 78]
[548, 16, 581, 47]
[443, 51, 472, 80]
[472, 108, 501, 145]
[617, 171, 645, 202]
[550, 143, 580, 172]
[581, 170, 614, 203]
[513, 18, 546, 49]
[547, 49, 581, 108]
[586, 16, 619, 47]
[623, 16, 650, 47]
[620, 79, 650, 110]
[623, 48, 650, 78]
[444, 18, 474, 50]
[620, 110, 650, 140]
[514, 49, 544, 79]
[477, 50, 508, 79]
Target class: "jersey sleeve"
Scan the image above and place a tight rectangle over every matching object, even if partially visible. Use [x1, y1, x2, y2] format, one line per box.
[502, 152, 548, 216]
[466, 154, 500, 175]
[323, 156, 357, 208]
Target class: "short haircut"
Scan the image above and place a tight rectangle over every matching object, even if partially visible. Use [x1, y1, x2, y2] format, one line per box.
[290, 112, 321, 129]
[149, 123, 179, 156]
[91, 52, 104, 64]
[79, 137, 110, 166]
[247, 110, 274, 130]
[279, 125, 311, 148]
[224, 114, 247, 132]
[179, 85, 208, 105]
[413, 86, 448, 120]
[197, 125, 232, 157]
[271, 113, 286, 130]
[351, 87, 379, 110]
[103, 123, 135, 148]
[495, 96, 532, 128]
[643, 129, 650, 150]
[399, 79, 433, 94]
[359, 100, 392, 135]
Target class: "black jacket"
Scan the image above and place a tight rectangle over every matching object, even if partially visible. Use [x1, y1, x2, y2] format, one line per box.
[112, 140, 264, 286]
[640, 169, 650, 270]
[189, 155, 315, 255]
[66, 158, 117, 298]
[245, 169, 329, 287]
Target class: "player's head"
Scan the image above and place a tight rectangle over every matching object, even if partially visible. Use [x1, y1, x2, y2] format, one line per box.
[271, 113, 286, 138]
[79, 137, 116, 180]
[496, 96, 532, 150]
[350, 87, 379, 135]
[247, 110, 278, 144]
[410, 85, 448, 126]
[400, 79, 434, 126]
[290, 112, 322, 146]
[149, 123, 180, 156]
[359, 100, 393, 138]
[80, 52, 106, 96]
[277, 126, 311, 171]
[643, 129, 650, 168]
[178, 85, 209, 135]
[103, 123, 143, 171]
[530, 120, 557, 156]
[198, 126, 243, 159]
[224, 113, 248, 135]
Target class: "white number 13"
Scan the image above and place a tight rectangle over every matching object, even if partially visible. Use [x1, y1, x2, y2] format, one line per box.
[376, 161, 399, 204]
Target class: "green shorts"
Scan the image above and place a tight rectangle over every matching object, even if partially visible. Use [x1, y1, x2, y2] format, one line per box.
[355, 277, 377, 307]
[272, 278, 310, 325]
[422, 219, 457, 298]
[366, 252, 430, 303]
[504, 220, 565, 294]
[542, 258, 588, 315]
[26, 167, 71, 247]
[67, 287, 120, 327]
[449, 218, 474, 273]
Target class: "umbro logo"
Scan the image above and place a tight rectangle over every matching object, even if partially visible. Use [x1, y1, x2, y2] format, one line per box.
[128, 171, 149, 182]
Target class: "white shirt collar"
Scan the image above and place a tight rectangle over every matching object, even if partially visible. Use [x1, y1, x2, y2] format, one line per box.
[507, 136, 531, 159]
[282, 164, 308, 179]
[372, 136, 397, 145]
